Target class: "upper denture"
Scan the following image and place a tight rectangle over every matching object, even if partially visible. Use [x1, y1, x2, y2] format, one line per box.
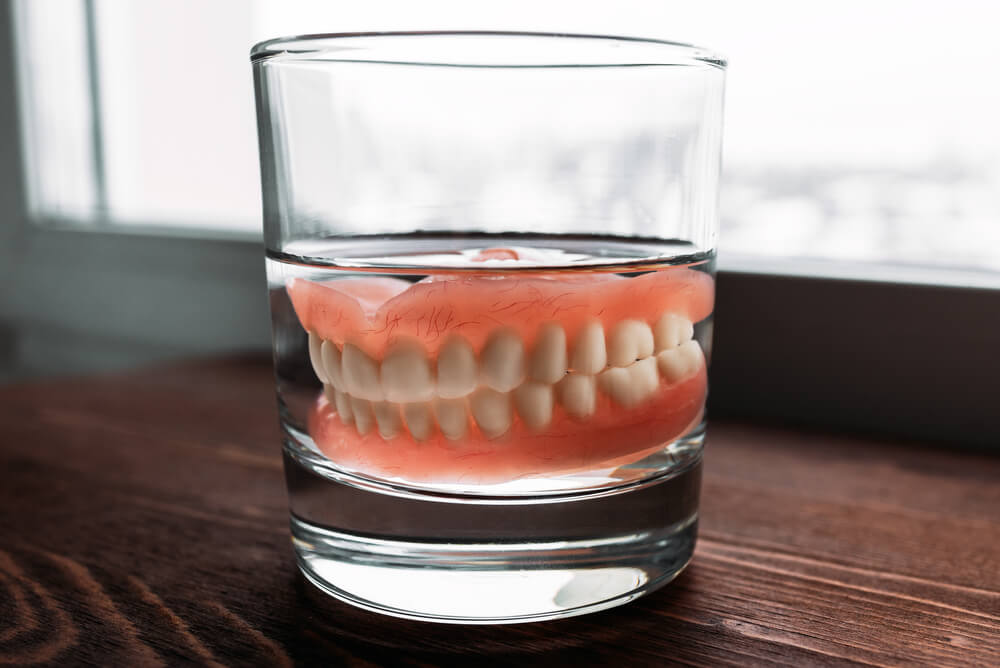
[288, 267, 713, 358]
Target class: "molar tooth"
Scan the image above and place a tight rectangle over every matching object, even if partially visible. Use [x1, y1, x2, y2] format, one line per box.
[571, 321, 607, 374]
[403, 403, 434, 441]
[607, 319, 655, 367]
[480, 329, 526, 392]
[654, 313, 694, 352]
[434, 398, 468, 440]
[558, 374, 596, 419]
[437, 336, 478, 399]
[657, 340, 704, 383]
[469, 388, 513, 439]
[529, 323, 567, 384]
[334, 389, 353, 424]
[321, 341, 344, 389]
[350, 397, 374, 435]
[380, 340, 434, 402]
[342, 343, 384, 401]
[599, 357, 660, 408]
[308, 332, 328, 383]
[373, 401, 402, 439]
[514, 382, 553, 429]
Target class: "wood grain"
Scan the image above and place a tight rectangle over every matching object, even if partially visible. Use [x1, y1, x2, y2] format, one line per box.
[0, 355, 997, 666]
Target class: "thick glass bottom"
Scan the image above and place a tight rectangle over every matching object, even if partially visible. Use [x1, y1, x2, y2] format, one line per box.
[285, 444, 701, 623]
[292, 516, 696, 624]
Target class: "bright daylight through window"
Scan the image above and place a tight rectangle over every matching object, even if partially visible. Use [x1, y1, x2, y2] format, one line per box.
[14, 0, 1000, 277]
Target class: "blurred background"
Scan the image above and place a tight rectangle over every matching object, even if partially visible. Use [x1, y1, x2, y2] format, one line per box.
[1, 0, 998, 382]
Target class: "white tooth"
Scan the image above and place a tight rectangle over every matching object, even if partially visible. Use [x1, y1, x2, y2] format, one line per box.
[381, 340, 434, 402]
[598, 357, 659, 408]
[323, 383, 337, 404]
[341, 343, 384, 401]
[607, 319, 655, 367]
[437, 337, 478, 399]
[529, 323, 567, 384]
[514, 382, 553, 429]
[308, 332, 328, 383]
[657, 340, 704, 383]
[350, 397, 374, 435]
[654, 313, 694, 352]
[334, 389, 353, 424]
[373, 401, 402, 439]
[434, 398, 468, 440]
[480, 329, 525, 392]
[321, 341, 344, 390]
[469, 388, 512, 439]
[558, 374, 596, 418]
[403, 403, 434, 441]
[571, 321, 607, 374]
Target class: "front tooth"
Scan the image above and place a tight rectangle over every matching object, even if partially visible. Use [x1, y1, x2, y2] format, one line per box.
[571, 321, 607, 374]
[434, 398, 468, 440]
[373, 402, 402, 439]
[514, 382, 553, 429]
[529, 323, 567, 384]
[334, 389, 354, 424]
[381, 340, 434, 402]
[598, 357, 660, 408]
[480, 329, 525, 392]
[342, 343, 384, 401]
[403, 403, 434, 440]
[308, 332, 328, 383]
[321, 341, 344, 389]
[607, 319, 655, 367]
[469, 388, 512, 439]
[350, 397, 374, 435]
[437, 336, 478, 399]
[654, 313, 694, 352]
[558, 374, 596, 418]
[657, 340, 704, 383]
[323, 384, 337, 404]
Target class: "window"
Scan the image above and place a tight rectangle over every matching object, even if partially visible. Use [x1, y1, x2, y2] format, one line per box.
[15, 0, 1000, 277]
[4, 1, 998, 446]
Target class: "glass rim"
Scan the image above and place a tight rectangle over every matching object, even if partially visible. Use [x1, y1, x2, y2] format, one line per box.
[250, 30, 726, 69]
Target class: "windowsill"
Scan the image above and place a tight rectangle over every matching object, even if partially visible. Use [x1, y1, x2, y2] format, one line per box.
[722, 253, 1000, 291]
[26, 213, 263, 244]
[25, 215, 1000, 291]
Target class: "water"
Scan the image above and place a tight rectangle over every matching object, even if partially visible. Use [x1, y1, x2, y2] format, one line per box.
[267, 233, 714, 622]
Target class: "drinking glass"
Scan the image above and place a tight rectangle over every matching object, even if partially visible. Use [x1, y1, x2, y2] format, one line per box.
[252, 31, 726, 623]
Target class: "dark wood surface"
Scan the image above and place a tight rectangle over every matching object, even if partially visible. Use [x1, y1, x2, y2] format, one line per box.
[0, 355, 997, 667]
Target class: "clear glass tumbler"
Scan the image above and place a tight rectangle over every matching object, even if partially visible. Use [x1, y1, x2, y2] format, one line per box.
[252, 31, 726, 623]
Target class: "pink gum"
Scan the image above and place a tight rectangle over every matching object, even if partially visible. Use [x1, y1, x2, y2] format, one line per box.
[288, 268, 714, 358]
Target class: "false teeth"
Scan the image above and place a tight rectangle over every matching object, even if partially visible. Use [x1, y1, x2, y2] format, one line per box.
[571, 321, 607, 374]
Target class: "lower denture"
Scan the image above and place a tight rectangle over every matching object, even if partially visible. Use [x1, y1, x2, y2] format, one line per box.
[309, 370, 707, 484]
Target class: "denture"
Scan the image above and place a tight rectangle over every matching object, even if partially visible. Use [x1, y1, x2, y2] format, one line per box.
[289, 250, 714, 484]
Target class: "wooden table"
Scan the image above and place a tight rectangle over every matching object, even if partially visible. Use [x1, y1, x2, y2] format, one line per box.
[0, 356, 997, 666]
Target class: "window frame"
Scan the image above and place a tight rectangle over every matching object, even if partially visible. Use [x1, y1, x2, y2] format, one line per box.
[0, 2, 267, 381]
[1, 3, 997, 447]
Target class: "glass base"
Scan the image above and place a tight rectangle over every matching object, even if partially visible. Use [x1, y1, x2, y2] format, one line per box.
[285, 441, 701, 623]
[292, 515, 696, 624]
